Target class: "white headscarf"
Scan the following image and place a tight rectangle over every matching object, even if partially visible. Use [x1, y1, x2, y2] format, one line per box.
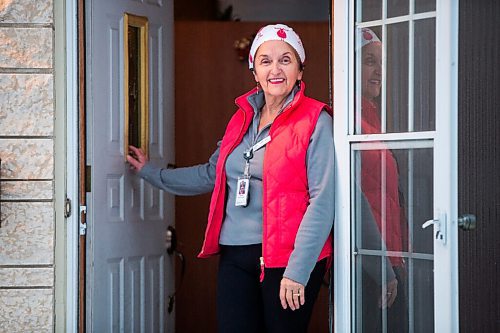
[357, 27, 381, 50]
[248, 24, 305, 70]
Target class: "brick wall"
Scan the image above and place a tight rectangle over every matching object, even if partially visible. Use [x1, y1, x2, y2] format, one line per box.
[0, 1, 55, 331]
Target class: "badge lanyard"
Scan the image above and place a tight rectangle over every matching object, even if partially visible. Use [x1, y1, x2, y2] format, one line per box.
[235, 135, 271, 207]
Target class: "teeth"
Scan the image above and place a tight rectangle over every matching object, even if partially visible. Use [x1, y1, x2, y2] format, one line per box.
[269, 78, 284, 83]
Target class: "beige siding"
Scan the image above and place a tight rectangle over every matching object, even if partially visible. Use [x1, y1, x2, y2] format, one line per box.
[0, 0, 55, 331]
[0, 74, 54, 136]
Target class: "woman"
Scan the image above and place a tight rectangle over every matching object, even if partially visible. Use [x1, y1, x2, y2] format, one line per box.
[358, 27, 408, 332]
[127, 24, 334, 333]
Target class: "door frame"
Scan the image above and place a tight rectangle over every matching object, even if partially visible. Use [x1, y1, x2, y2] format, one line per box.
[56, 0, 80, 332]
[332, 0, 459, 331]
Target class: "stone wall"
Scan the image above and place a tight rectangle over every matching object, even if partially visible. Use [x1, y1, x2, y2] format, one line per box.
[0, 0, 55, 332]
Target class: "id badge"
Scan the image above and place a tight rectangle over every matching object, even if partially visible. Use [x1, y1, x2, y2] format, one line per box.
[235, 176, 250, 207]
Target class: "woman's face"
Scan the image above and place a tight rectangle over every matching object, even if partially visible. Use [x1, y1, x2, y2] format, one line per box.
[361, 42, 382, 100]
[253, 40, 303, 101]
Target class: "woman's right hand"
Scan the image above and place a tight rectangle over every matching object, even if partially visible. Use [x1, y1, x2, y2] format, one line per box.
[126, 145, 147, 173]
[379, 277, 398, 309]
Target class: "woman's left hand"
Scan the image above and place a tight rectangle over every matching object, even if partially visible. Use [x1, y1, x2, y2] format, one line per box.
[279, 277, 305, 311]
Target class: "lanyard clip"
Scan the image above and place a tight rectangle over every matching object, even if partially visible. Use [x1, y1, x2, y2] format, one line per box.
[243, 149, 254, 161]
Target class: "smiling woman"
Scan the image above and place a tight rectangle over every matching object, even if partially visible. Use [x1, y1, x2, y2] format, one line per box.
[171, 20, 331, 333]
[127, 23, 334, 333]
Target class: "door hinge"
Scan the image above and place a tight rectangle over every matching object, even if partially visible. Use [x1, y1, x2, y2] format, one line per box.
[85, 165, 91, 192]
[79, 205, 87, 235]
[64, 197, 72, 218]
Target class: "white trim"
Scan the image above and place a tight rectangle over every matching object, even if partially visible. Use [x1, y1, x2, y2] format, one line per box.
[433, 0, 459, 331]
[351, 139, 433, 150]
[356, 11, 436, 27]
[348, 131, 435, 142]
[65, 0, 80, 331]
[333, 0, 352, 331]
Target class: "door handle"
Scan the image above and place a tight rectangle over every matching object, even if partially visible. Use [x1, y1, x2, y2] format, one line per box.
[165, 225, 186, 314]
[165, 225, 177, 254]
[458, 214, 476, 231]
[423, 212, 447, 244]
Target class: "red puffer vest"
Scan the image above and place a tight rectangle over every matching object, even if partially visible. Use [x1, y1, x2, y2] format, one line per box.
[198, 82, 333, 272]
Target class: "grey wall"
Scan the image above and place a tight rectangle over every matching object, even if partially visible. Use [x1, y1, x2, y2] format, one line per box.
[458, 0, 500, 332]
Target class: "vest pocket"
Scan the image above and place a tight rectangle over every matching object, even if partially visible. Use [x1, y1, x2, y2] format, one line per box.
[278, 192, 309, 247]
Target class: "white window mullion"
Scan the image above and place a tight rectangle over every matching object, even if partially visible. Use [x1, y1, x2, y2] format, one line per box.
[408, 0, 415, 132]
[333, 0, 353, 331]
[434, 0, 459, 332]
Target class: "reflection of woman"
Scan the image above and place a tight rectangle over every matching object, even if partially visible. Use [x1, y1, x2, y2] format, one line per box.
[358, 28, 408, 332]
[127, 24, 334, 332]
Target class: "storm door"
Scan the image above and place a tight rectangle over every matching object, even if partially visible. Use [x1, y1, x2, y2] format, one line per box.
[85, 0, 175, 331]
[333, 0, 459, 332]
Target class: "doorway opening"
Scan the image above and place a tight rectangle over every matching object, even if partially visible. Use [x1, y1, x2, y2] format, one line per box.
[173, 1, 331, 332]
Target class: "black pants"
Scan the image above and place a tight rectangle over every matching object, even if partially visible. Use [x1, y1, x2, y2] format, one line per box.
[216, 244, 326, 333]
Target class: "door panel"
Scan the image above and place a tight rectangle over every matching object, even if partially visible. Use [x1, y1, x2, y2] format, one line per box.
[458, 1, 500, 331]
[86, 0, 174, 332]
[333, 0, 458, 332]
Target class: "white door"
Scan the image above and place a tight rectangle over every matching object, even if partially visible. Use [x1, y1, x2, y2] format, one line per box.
[333, 0, 458, 332]
[86, 0, 175, 332]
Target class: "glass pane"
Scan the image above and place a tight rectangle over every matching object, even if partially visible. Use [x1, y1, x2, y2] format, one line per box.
[355, 255, 410, 332]
[355, 25, 382, 134]
[387, 0, 409, 18]
[357, 0, 382, 22]
[128, 26, 141, 147]
[354, 148, 406, 255]
[415, 0, 436, 13]
[386, 22, 409, 133]
[414, 18, 436, 131]
[354, 145, 434, 332]
[391, 148, 433, 254]
[413, 259, 434, 332]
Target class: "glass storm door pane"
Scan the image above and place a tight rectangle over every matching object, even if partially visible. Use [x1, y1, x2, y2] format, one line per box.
[355, 2, 436, 134]
[353, 145, 434, 332]
[353, 1, 437, 332]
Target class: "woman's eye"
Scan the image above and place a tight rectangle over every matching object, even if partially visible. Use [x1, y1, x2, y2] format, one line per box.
[280, 57, 291, 64]
[364, 57, 375, 66]
[261, 59, 271, 65]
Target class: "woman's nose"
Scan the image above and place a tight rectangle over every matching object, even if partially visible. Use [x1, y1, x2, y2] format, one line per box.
[271, 61, 282, 73]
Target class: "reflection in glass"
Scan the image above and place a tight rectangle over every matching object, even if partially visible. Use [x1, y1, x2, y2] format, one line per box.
[414, 259, 434, 332]
[355, 26, 382, 135]
[414, 18, 436, 131]
[357, 0, 382, 22]
[387, 0, 408, 18]
[386, 22, 409, 133]
[415, 0, 436, 13]
[355, 20, 436, 134]
[353, 145, 434, 332]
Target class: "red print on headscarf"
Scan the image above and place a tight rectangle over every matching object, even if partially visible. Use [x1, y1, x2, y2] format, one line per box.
[277, 28, 287, 39]
[363, 31, 373, 41]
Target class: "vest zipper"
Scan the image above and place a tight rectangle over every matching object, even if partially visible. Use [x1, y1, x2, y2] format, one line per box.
[259, 256, 265, 282]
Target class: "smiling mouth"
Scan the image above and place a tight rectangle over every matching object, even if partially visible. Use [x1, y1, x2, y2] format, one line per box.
[369, 79, 381, 85]
[268, 78, 285, 84]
